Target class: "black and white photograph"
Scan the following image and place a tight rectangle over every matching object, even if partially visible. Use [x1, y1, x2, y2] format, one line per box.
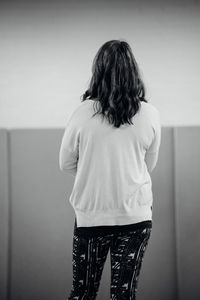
[0, 0, 200, 299]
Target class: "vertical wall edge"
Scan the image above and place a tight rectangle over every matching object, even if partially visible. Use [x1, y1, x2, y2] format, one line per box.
[173, 127, 181, 300]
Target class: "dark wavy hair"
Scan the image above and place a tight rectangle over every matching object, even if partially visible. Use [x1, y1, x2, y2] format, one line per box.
[81, 39, 148, 128]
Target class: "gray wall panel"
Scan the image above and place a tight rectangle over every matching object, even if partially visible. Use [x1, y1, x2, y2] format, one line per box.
[174, 127, 200, 300]
[9, 129, 76, 300]
[0, 129, 9, 300]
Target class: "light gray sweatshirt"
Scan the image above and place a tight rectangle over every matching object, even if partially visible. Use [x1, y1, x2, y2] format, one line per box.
[59, 100, 161, 227]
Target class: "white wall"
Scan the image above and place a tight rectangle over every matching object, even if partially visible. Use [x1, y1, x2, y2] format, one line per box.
[0, 0, 199, 128]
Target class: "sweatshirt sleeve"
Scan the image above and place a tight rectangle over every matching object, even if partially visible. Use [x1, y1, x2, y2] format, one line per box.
[59, 113, 80, 177]
[145, 109, 161, 173]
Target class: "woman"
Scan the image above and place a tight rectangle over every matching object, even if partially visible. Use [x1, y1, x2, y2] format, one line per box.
[59, 39, 161, 300]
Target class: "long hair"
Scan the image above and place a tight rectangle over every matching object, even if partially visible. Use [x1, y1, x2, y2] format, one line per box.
[81, 39, 148, 128]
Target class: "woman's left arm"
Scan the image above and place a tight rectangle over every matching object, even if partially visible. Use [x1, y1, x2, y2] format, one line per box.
[59, 116, 79, 177]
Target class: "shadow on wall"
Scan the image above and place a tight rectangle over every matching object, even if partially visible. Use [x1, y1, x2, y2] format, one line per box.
[0, 127, 200, 300]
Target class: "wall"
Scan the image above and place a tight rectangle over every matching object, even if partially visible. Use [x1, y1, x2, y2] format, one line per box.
[0, 127, 200, 300]
[0, 0, 200, 128]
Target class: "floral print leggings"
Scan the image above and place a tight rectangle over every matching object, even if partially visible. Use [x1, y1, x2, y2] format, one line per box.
[67, 222, 152, 300]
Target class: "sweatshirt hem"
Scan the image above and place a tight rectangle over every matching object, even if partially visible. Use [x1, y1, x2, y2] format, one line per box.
[74, 207, 152, 227]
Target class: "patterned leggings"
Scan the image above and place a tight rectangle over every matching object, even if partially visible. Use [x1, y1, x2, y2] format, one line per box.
[67, 223, 152, 300]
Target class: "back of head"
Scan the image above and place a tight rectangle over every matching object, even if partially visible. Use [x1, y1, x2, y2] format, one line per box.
[81, 39, 148, 128]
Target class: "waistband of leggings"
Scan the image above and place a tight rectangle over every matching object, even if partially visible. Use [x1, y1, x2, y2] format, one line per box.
[74, 220, 152, 237]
